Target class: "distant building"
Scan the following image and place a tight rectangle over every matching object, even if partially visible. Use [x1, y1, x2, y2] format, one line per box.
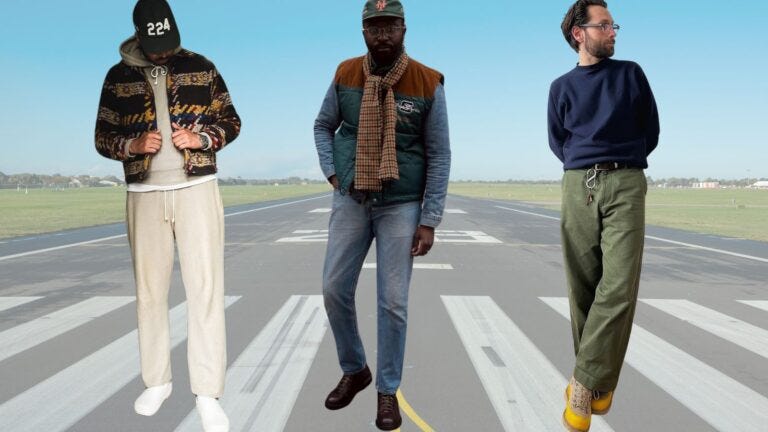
[97, 180, 119, 187]
[692, 182, 720, 189]
[752, 181, 768, 189]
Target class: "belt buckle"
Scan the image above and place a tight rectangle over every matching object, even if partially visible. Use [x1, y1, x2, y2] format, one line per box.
[594, 162, 619, 171]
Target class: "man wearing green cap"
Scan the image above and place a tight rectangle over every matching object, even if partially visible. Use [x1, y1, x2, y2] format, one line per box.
[314, 1, 451, 430]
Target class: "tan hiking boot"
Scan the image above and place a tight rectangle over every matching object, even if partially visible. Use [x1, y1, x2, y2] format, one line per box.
[563, 377, 592, 432]
[564, 384, 614, 416]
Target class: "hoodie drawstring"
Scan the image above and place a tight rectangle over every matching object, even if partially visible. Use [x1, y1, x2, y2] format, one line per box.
[150, 65, 168, 86]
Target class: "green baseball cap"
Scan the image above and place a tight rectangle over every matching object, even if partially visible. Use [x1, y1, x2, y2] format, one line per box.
[362, 0, 405, 21]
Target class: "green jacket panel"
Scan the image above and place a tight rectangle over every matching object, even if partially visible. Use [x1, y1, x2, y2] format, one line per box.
[332, 56, 443, 205]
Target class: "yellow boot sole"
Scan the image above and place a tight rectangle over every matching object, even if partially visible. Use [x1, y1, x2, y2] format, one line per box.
[591, 391, 613, 415]
[562, 407, 591, 432]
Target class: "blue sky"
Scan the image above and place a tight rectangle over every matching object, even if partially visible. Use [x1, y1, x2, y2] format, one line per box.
[0, 0, 766, 180]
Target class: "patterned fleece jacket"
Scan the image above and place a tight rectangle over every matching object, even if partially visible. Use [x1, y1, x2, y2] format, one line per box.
[95, 37, 241, 184]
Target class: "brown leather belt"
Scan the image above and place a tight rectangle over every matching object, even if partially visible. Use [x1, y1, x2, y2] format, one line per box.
[591, 162, 628, 171]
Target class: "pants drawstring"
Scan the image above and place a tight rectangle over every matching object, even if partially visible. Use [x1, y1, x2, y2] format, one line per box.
[162, 190, 176, 224]
[163, 191, 169, 222]
[585, 169, 598, 205]
[171, 190, 176, 225]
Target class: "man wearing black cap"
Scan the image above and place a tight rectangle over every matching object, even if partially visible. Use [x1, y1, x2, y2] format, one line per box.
[314, 1, 451, 430]
[94, 1, 240, 431]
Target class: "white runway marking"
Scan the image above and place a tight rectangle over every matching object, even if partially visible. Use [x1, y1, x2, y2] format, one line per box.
[495, 205, 768, 263]
[644, 236, 768, 264]
[276, 230, 329, 243]
[0, 296, 241, 432]
[542, 297, 768, 432]
[0, 296, 42, 312]
[495, 206, 560, 221]
[642, 299, 768, 359]
[442, 296, 614, 432]
[0, 296, 134, 363]
[309, 208, 332, 213]
[739, 301, 768, 313]
[175, 296, 327, 432]
[223, 195, 331, 218]
[0, 195, 331, 262]
[277, 229, 503, 244]
[363, 263, 454, 270]
[0, 235, 129, 263]
[446, 209, 467, 214]
[435, 230, 503, 244]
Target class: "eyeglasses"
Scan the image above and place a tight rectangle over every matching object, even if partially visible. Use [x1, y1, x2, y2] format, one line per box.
[579, 23, 620, 32]
[362, 25, 406, 37]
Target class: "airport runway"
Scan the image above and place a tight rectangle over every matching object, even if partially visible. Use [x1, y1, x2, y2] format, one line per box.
[0, 193, 767, 432]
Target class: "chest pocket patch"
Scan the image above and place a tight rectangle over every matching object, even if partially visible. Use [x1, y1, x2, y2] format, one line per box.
[397, 100, 420, 115]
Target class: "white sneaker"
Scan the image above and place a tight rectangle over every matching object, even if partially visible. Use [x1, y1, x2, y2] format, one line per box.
[134, 382, 172, 416]
[196, 396, 230, 432]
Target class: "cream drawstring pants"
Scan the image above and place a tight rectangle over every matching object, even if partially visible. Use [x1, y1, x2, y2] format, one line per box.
[126, 180, 226, 397]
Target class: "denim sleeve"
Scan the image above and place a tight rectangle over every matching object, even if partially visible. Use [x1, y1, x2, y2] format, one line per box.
[420, 84, 451, 228]
[314, 82, 341, 180]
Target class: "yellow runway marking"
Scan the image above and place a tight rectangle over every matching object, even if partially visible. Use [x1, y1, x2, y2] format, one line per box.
[396, 389, 436, 432]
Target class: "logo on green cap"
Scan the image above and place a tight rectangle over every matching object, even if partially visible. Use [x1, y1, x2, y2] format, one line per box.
[363, 0, 404, 20]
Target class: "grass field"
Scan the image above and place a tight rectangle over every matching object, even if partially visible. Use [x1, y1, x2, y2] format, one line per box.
[0, 184, 331, 239]
[2, 183, 766, 242]
[449, 183, 768, 242]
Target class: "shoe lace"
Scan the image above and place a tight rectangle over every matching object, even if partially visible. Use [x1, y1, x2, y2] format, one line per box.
[334, 375, 354, 394]
[592, 390, 603, 400]
[380, 394, 396, 412]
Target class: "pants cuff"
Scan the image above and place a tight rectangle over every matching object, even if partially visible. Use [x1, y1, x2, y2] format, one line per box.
[573, 366, 617, 392]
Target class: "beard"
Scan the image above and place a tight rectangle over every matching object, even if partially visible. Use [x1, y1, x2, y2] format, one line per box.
[366, 41, 403, 66]
[585, 35, 615, 59]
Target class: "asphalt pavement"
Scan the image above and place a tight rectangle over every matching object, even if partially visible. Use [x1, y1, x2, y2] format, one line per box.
[0, 193, 766, 432]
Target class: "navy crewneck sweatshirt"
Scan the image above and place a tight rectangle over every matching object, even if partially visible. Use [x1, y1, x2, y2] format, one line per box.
[548, 58, 659, 170]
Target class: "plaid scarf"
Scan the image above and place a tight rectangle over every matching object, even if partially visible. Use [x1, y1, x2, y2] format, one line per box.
[354, 52, 409, 191]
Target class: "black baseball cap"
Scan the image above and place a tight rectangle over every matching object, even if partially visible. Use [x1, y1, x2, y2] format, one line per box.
[133, 0, 181, 54]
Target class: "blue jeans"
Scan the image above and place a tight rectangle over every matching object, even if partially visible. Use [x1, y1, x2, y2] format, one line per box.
[322, 190, 421, 395]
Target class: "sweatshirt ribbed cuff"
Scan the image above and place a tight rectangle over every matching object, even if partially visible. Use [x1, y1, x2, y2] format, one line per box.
[123, 139, 135, 158]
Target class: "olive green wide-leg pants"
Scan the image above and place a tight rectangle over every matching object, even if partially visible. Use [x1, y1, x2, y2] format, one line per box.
[561, 168, 647, 391]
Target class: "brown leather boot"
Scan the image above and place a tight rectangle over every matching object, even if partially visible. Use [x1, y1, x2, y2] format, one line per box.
[375, 392, 402, 431]
[324, 365, 372, 410]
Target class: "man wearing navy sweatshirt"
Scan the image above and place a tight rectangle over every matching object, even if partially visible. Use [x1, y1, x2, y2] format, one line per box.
[548, 1, 659, 431]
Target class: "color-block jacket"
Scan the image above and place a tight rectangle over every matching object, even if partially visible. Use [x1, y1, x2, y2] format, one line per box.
[95, 47, 240, 184]
[314, 55, 451, 227]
